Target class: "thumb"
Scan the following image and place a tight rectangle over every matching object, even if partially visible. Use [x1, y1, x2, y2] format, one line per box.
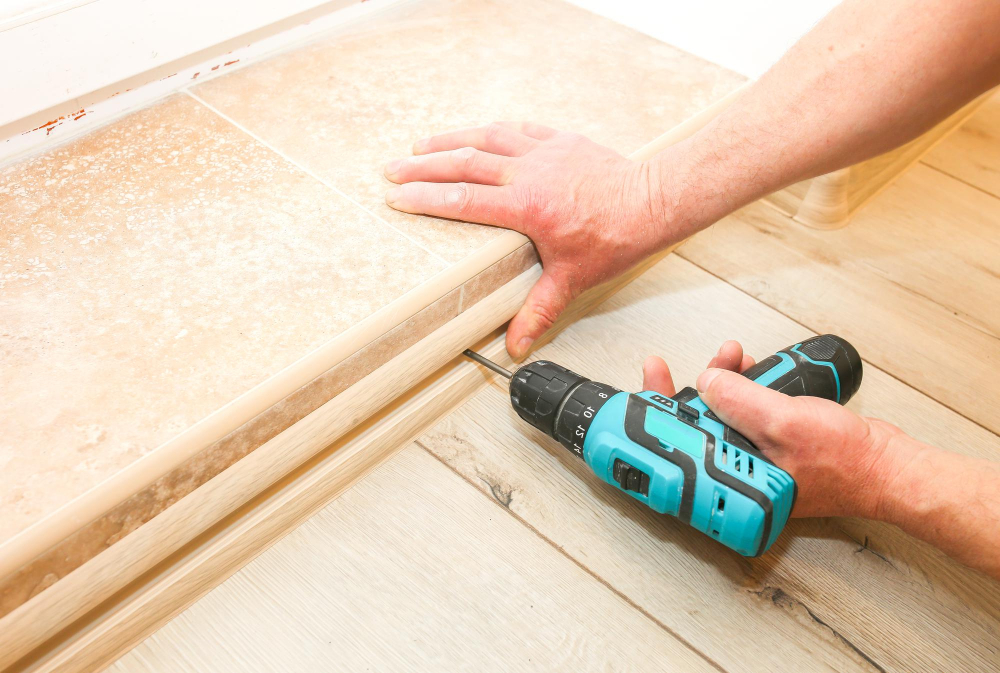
[506, 271, 573, 359]
[696, 368, 790, 443]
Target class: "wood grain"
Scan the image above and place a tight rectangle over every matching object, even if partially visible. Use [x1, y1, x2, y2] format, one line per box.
[924, 91, 1000, 198]
[109, 446, 718, 673]
[680, 164, 1000, 434]
[417, 255, 1000, 673]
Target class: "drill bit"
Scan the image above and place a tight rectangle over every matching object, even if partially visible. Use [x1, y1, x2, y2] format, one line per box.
[463, 349, 513, 379]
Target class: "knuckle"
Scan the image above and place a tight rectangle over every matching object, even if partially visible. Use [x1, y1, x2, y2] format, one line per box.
[445, 182, 473, 213]
[515, 185, 546, 223]
[766, 408, 799, 441]
[484, 122, 506, 143]
[452, 146, 478, 171]
[532, 302, 559, 330]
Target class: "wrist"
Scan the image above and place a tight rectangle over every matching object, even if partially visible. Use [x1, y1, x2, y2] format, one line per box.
[854, 419, 929, 523]
[633, 155, 692, 253]
[639, 137, 741, 249]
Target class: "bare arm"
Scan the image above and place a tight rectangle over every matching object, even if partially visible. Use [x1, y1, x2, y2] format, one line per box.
[385, 0, 1000, 357]
[877, 433, 1000, 578]
[657, 0, 1000, 232]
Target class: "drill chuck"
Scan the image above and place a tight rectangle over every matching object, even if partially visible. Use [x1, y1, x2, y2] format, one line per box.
[509, 361, 619, 458]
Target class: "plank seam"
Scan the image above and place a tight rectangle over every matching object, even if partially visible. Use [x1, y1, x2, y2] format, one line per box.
[673, 248, 1000, 440]
[415, 441, 731, 673]
[919, 160, 1000, 202]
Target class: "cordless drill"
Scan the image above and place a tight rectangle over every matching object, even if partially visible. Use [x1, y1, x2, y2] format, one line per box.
[464, 335, 862, 556]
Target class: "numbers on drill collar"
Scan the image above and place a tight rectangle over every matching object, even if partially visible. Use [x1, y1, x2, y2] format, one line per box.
[554, 381, 619, 457]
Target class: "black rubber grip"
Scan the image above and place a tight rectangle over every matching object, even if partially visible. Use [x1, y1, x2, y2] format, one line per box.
[742, 334, 862, 405]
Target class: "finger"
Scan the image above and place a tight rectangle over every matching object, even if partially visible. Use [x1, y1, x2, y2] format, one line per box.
[706, 340, 745, 372]
[505, 271, 573, 359]
[739, 354, 756, 372]
[495, 121, 559, 140]
[413, 123, 537, 157]
[642, 356, 676, 397]
[385, 182, 523, 230]
[384, 148, 515, 186]
[696, 368, 792, 443]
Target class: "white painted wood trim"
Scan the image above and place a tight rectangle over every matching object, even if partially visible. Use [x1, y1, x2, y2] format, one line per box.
[0, 0, 411, 165]
[0, 1, 97, 31]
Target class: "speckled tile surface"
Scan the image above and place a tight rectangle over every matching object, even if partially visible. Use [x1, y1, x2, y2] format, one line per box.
[0, 94, 445, 544]
[193, 0, 745, 262]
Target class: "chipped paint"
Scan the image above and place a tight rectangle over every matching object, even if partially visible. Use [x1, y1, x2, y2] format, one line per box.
[27, 108, 87, 136]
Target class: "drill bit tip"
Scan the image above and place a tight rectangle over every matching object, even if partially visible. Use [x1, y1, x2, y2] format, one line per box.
[463, 349, 513, 379]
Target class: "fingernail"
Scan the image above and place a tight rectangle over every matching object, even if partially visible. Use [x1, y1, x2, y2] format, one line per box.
[384, 159, 402, 175]
[517, 336, 534, 356]
[386, 187, 400, 205]
[697, 368, 722, 394]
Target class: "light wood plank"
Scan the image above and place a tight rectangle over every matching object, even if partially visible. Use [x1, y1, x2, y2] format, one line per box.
[418, 255, 1000, 673]
[680, 164, 1000, 435]
[924, 92, 1000, 198]
[109, 446, 718, 673]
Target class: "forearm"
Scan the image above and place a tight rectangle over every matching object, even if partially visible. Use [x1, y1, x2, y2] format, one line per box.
[870, 426, 1000, 579]
[651, 0, 1000, 239]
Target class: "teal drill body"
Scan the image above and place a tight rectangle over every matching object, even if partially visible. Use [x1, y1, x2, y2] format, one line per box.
[501, 335, 863, 557]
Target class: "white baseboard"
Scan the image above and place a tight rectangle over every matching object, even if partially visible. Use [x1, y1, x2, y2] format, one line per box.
[0, 0, 409, 166]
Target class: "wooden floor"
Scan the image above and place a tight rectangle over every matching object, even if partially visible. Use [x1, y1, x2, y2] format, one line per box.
[110, 102, 1000, 671]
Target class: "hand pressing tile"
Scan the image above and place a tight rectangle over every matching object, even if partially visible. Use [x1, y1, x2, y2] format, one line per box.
[192, 0, 745, 262]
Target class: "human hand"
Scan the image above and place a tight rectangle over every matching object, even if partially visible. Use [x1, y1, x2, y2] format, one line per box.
[384, 123, 679, 359]
[643, 340, 903, 519]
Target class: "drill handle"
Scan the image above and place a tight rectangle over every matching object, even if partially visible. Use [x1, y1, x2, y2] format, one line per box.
[741, 334, 862, 405]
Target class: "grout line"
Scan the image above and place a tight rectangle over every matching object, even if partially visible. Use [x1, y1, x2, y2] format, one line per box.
[673, 247, 1000, 441]
[184, 89, 452, 267]
[415, 442, 731, 673]
[919, 160, 1000, 201]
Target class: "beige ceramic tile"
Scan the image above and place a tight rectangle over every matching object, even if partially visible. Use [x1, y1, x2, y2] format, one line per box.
[193, 0, 746, 262]
[0, 94, 445, 544]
